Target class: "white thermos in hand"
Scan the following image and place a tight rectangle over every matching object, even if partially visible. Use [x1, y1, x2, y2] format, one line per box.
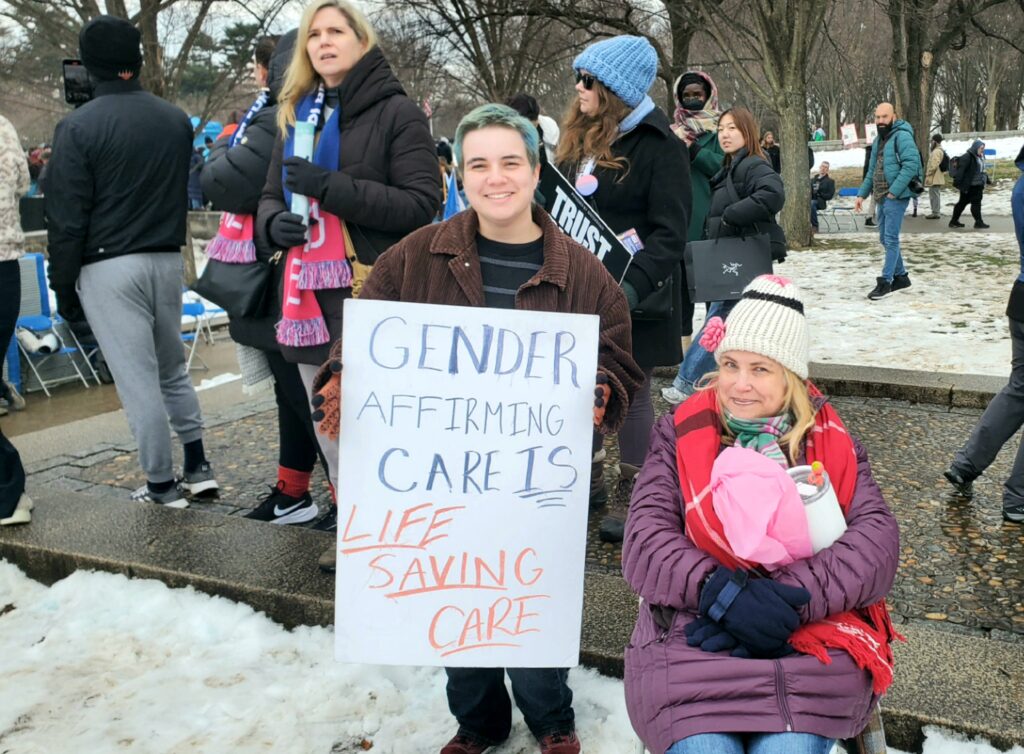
[290, 121, 316, 225]
[787, 461, 847, 553]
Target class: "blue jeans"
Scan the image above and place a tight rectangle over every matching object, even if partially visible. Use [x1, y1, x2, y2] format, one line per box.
[667, 732, 835, 754]
[445, 666, 573, 743]
[810, 199, 820, 228]
[672, 299, 737, 394]
[876, 195, 909, 281]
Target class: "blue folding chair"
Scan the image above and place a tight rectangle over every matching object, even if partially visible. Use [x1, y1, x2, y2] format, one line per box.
[181, 296, 209, 371]
[15, 253, 99, 396]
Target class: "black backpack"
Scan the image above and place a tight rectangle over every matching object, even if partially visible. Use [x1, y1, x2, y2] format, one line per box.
[948, 155, 961, 178]
[939, 150, 950, 172]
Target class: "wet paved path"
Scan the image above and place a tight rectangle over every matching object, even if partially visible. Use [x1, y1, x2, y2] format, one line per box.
[26, 375, 1023, 642]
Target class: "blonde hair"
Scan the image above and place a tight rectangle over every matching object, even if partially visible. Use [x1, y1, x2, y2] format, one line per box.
[699, 368, 816, 464]
[277, 0, 377, 134]
[555, 79, 631, 173]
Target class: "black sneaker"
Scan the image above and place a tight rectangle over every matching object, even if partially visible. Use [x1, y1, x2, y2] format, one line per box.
[864, 217, 875, 227]
[974, 222, 990, 229]
[1003, 503, 1024, 523]
[311, 506, 338, 532]
[245, 484, 318, 525]
[867, 277, 892, 300]
[949, 220, 965, 228]
[892, 273, 912, 292]
[943, 467, 974, 498]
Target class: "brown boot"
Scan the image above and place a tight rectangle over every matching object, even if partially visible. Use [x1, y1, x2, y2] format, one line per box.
[589, 448, 608, 509]
[318, 545, 337, 573]
[599, 463, 642, 544]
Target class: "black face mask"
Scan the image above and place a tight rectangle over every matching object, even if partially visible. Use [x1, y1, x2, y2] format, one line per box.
[680, 97, 706, 111]
[877, 122, 893, 137]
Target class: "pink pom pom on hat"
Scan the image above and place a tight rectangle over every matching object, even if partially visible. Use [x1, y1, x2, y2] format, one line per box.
[713, 274, 809, 379]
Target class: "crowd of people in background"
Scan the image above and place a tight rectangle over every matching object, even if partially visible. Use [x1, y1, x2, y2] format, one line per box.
[2, 3, 1024, 753]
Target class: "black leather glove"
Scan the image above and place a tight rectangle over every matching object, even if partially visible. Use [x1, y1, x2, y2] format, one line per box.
[698, 567, 811, 658]
[283, 156, 330, 201]
[55, 287, 85, 324]
[268, 211, 308, 250]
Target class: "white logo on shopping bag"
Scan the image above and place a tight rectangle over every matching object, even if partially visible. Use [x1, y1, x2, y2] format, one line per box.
[723, 262, 742, 276]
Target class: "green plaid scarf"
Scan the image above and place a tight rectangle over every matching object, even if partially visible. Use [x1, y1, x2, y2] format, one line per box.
[723, 410, 793, 466]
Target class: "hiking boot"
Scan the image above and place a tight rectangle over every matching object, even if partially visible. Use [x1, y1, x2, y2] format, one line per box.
[440, 731, 496, 754]
[598, 516, 625, 543]
[864, 217, 875, 227]
[0, 494, 33, 526]
[1003, 502, 1024, 523]
[615, 462, 641, 504]
[589, 448, 608, 510]
[891, 274, 912, 292]
[867, 278, 892, 300]
[131, 483, 188, 509]
[245, 484, 318, 525]
[948, 220, 965, 228]
[319, 545, 337, 573]
[311, 506, 337, 532]
[181, 461, 219, 497]
[943, 466, 974, 498]
[974, 222, 990, 229]
[539, 730, 582, 754]
[2, 380, 25, 410]
[925, 214, 940, 220]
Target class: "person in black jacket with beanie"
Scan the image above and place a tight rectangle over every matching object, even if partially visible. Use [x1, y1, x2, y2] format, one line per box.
[46, 16, 217, 509]
[556, 35, 691, 543]
[201, 32, 329, 526]
[669, 108, 785, 402]
[257, 0, 440, 571]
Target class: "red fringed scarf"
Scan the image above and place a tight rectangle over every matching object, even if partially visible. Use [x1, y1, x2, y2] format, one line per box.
[674, 385, 903, 694]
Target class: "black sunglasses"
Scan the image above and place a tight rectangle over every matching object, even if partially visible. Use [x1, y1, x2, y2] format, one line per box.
[575, 71, 596, 90]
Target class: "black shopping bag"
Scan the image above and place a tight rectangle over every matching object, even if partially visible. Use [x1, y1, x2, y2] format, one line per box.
[684, 234, 773, 302]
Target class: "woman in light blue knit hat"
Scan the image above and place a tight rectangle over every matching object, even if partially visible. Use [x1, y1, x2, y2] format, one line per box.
[556, 35, 692, 544]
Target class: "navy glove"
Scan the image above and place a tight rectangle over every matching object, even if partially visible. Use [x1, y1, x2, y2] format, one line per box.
[268, 211, 307, 250]
[283, 156, 330, 201]
[684, 617, 752, 657]
[698, 567, 810, 658]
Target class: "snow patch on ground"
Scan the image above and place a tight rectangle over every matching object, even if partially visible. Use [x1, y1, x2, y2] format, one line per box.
[2, 562, 1021, 753]
[759, 232, 1019, 376]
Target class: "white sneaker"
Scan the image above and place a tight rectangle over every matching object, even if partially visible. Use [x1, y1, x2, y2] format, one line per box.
[0, 493, 32, 525]
[660, 386, 688, 405]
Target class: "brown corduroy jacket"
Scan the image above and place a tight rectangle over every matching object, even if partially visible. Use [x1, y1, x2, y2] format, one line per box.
[331, 206, 644, 433]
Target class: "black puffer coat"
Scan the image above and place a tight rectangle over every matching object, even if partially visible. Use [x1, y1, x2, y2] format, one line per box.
[200, 32, 296, 351]
[257, 46, 441, 365]
[559, 108, 691, 368]
[705, 148, 786, 262]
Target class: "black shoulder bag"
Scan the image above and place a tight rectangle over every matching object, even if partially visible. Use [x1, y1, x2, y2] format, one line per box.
[683, 161, 774, 302]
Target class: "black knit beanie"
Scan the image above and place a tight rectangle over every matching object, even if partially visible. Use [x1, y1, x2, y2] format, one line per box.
[677, 72, 711, 101]
[79, 16, 142, 81]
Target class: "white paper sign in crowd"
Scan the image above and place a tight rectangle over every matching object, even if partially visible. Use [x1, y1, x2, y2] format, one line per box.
[335, 299, 600, 668]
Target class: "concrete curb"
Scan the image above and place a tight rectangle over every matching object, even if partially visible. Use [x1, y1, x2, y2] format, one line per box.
[653, 363, 1005, 408]
[2, 491, 1021, 752]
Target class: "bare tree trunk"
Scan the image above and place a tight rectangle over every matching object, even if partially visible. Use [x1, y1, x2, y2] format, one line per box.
[778, 94, 811, 250]
[137, 0, 163, 97]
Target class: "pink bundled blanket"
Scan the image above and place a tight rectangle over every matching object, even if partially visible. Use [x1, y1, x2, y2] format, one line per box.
[710, 446, 813, 570]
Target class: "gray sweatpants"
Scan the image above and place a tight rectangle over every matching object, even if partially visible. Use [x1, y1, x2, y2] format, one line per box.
[928, 186, 941, 217]
[953, 316, 1024, 509]
[78, 253, 204, 483]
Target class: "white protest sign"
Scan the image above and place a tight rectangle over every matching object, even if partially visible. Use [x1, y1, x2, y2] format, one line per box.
[864, 123, 878, 143]
[840, 123, 859, 147]
[335, 299, 600, 668]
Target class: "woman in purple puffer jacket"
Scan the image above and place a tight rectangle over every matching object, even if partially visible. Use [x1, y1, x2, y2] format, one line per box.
[622, 275, 900, 754]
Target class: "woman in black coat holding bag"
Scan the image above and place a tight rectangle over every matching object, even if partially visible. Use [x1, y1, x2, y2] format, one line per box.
[256, 0, 440, 570]
[673, 107, 785, 399]
[556, 35, 692, 543]
[201, 32, 326, 527]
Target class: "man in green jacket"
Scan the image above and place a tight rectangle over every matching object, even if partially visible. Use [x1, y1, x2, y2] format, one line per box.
[854, 102, 923, 301]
